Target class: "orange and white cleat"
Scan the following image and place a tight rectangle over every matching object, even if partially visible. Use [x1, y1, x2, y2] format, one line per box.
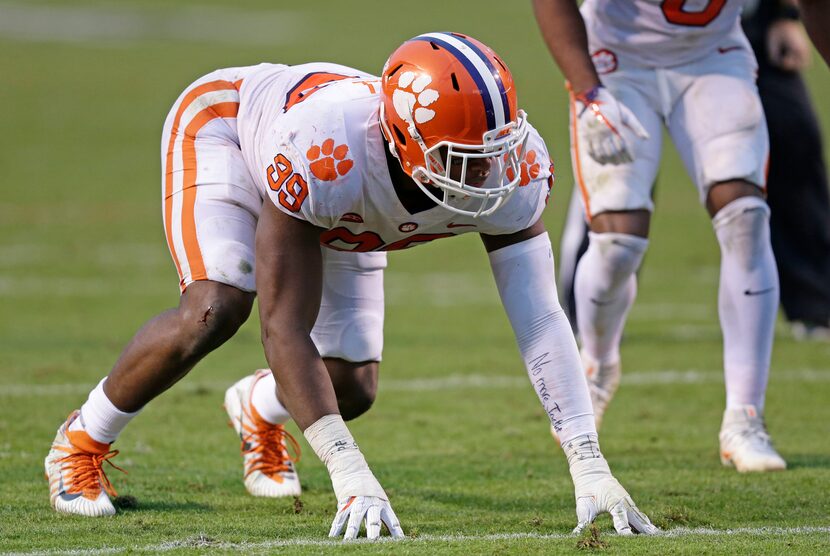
[720, 405, 787, 472]
[45, 411, 124, 517]
[224, 370, 301, 497]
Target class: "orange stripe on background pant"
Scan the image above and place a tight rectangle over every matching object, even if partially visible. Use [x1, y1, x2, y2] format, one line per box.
[569, 93, 592, 222]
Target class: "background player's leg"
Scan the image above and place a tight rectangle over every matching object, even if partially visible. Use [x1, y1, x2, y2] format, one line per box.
[574, 210, 650, 428]
[759, 65, 830, 338]
[707, 183, 778, 414]
[576, 211, 650, 365]
[558, 185, 590, 331]
[707, 183, 785, 472]
[667, 55, 785, 470]
[569, 70, 661, 429]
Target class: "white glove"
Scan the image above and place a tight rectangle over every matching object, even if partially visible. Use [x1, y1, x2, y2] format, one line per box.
[572, 85, 649, 165]
[566, 436, 658, 535]
[304, 415, 405, 541]
[329, 495, 405, 540]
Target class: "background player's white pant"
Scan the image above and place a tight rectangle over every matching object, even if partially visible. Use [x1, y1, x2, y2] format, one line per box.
[572, 47, 768, 217]
[160, 68, 386, 363]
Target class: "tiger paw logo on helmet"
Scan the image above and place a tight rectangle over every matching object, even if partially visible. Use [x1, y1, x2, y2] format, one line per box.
[306, 139, 354, 181]
[506, 149, 541, 186]
[392, 72, 439, 124]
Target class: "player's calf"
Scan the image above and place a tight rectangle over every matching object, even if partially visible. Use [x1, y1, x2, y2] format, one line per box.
[326, 359, 379, 421]
[174, 281, 254, 366]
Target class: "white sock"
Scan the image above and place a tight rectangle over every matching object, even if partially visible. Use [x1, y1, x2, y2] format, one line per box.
[713, 196, 778, 412]
[69, 378, 140, 444]
[250, 371, 291, 425]
[574, 232, 648, 364]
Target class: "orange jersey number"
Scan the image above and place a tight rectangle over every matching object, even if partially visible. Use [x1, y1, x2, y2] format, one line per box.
[267, 154, 309, 212]
[661, 0, 727, 26]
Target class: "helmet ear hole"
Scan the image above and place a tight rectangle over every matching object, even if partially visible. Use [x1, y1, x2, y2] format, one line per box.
[387, 63, 404, 79]
[393, 125, 408, 146]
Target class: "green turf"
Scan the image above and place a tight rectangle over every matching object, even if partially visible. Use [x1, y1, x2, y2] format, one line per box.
[2, 0, 830, 553]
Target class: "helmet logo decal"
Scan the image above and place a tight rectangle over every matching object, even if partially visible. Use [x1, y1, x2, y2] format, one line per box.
[307, 139, 354, 181]
[392, 71, 439, 125]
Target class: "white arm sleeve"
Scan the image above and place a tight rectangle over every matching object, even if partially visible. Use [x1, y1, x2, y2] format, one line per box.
[488, 232, 596, 445]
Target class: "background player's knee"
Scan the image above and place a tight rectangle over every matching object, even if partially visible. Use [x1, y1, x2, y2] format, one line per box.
[177, 282, 254, 362]
[584, 232, 649, 292]
[713, 196, 772, 268]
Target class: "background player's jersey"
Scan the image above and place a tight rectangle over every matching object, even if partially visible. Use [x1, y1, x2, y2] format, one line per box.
[581, 0, 751, 68]
[237, 63, 553, 252]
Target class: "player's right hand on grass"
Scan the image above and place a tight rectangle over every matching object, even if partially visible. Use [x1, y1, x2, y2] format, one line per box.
[565, 435, 659, 536]
[329, 495, 405, 540]
[572, 85, 649, 166]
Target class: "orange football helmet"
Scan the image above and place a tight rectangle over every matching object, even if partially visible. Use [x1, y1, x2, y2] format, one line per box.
[380, 32, 529, 217]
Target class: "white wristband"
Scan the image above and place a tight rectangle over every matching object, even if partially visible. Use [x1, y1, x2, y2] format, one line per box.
[304, 414, 387, 501]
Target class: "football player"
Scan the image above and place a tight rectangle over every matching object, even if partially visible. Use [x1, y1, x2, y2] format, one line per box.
[533, 0, 830, 472]
[46, 33, 658, 539]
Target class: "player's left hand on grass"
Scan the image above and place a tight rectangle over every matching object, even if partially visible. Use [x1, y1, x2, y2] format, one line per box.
[566, 435, 659, 536]
[329, 495, 405, 541]
[572, 85, 649, 166]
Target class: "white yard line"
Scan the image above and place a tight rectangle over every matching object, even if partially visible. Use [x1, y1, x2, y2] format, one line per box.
[0, 2, 305, 46]
[8, 526, 830, 555]
[3, 369, 830, 398]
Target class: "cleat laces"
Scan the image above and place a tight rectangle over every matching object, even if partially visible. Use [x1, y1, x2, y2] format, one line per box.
[56, 446, 126, 499]
[240, 419, 301, 480]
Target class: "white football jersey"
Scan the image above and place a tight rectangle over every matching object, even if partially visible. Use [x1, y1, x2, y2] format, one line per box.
[581, 0, 750, 68]
[236, 63, 553, 251]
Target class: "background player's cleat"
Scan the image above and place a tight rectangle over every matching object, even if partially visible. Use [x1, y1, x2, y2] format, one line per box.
[45, 411, 123, 517]
[581, 349, 621, 430]
[791, 320, 830, 342]
[224, 370, 302, 497]
[719, 405, 787, 472]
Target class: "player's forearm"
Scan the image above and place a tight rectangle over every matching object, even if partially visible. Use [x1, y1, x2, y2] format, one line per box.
[532, 0, 600, 92]
[261, 331, 340, 431]
[488, 232, 596, 444]
[799, 0, 830, 65]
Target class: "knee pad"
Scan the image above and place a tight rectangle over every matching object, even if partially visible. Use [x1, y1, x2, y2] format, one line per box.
[312, 309, 384, 363]
[695, 77, 767, 188]
[198, 215, 257, 293]
[586, 232, 649, 287]
[313, 247, 386, 362]
[713, 196, 771, 267]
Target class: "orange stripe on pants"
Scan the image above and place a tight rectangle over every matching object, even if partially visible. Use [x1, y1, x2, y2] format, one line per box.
[179, 101, 240, 285]
[163, 80, 238, 288]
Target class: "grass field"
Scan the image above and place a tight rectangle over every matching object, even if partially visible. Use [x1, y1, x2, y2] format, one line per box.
[2, 0, 830, 553]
